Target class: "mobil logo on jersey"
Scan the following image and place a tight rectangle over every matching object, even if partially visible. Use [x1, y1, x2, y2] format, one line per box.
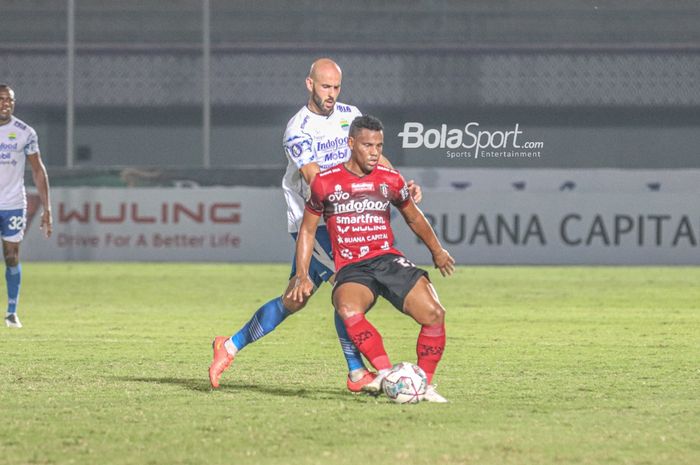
[321, 150, 348, 167]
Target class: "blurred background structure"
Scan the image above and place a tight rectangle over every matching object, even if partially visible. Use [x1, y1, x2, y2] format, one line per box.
[3, 0, 700, 263]
[3, 0, 699, 175]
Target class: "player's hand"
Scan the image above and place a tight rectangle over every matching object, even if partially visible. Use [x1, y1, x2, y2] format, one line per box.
[432, 249, 455, 277]
[286, 275, 314, 303]
[407, 180, 422, 204]
[41, 209, 53, 239]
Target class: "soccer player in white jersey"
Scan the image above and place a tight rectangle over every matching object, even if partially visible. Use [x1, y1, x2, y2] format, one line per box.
[0, 84, 52, 328]
[210, 59, 421, 391]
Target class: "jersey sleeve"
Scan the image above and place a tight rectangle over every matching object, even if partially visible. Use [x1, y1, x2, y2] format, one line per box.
[305, 175, 324, 216]
[283, 126, 315, 169]
[350, 105, 362, 120]
[24, 127, 40, 156]
[392, 173, 412, 208]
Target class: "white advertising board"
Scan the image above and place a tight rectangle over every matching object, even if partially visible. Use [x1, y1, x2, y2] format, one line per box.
[23, 188, 292, 262]
[22, 185, 700, 265]
[392, 192, 700, 265]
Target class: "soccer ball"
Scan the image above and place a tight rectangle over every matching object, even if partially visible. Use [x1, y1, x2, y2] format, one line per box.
[381, 362, 428, 404]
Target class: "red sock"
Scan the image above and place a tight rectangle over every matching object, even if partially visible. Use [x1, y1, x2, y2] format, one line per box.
[343, 313, 392, 371]
[417, 323, 445, 384]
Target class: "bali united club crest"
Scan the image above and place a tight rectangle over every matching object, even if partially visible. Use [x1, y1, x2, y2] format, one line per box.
[379, 183, 389, 198]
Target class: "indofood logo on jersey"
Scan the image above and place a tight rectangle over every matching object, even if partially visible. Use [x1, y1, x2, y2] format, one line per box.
[318, 136, 349, 164]
[317, 137, 348, 152]
[398, 122, 544, 160]
[0, 141, 18, 160]
[329, 185, 390, 214]
[0, 142, 19, 151]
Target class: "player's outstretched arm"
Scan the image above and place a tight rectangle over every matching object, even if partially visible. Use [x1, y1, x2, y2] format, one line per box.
[398, 201, 455, 277]
[27, 152, 52, 238]
[287, 210, 322, 302]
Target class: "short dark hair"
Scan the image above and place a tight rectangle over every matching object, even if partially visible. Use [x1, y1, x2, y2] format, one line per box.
[0, 84, 14, 97]
[349, 114, 383, 138]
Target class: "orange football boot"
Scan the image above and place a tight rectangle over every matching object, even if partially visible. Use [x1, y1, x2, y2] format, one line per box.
[209, 336, 234, 388]
[346, 371, 377, 393]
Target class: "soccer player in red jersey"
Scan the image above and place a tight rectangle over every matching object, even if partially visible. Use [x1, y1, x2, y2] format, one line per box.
[209, 59, 422, 392]
[288, 115, 455, 402]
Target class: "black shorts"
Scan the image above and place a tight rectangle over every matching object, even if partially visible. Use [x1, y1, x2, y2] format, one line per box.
[333, 253, 429, 312]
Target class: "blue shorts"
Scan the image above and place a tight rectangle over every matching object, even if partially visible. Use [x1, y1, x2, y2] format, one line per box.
[290, 225, 336, 288]
[0, 208, 26, 242]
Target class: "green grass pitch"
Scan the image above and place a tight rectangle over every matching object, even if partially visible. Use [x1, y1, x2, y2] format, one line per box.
[1, 263, 698, 465]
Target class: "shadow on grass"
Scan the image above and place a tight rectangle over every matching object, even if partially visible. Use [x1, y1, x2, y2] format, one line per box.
[116, 376, 356, 400]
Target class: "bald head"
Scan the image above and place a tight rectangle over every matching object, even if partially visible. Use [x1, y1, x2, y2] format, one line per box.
[306, 58, 342, 116]
[308, 58, 342, 81]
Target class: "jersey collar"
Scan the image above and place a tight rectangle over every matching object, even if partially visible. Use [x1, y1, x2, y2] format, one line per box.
[341, 163, 377, 180]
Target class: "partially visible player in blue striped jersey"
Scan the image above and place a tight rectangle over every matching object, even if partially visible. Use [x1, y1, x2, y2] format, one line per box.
[210, 59, 422, 392]
[0, 84, 52, 328]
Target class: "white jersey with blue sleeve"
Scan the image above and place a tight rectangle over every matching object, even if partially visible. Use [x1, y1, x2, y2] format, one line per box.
[0, 116, 39, 210]
[281, 102, 362, 233]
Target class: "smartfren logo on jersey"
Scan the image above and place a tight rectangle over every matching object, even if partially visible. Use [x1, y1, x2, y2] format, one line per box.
[398, 122, 544, 160]
[336, 213, 385, 225]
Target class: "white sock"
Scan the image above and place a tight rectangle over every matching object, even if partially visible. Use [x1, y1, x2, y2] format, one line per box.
[223, 338, 238, 357]
[376, 368, 390, 382]
[348, 368, 368, 382]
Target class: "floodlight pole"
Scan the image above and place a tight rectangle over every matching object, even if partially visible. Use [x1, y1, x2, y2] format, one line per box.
[66, 0, 75, 168]
[202, 0, 211, 168]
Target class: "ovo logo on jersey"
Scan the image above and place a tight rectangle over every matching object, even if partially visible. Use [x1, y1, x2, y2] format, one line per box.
[328, 185, 350, 202]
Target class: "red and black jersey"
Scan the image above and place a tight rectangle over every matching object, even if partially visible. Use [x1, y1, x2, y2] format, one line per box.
[306, 164, 411, 271]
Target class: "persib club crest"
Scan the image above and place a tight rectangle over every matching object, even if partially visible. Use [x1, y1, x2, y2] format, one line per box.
[379, 183, 389, 198]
